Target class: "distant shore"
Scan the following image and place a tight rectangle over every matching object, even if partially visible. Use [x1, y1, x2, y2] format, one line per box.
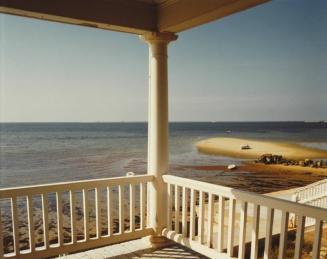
[196, 137, 327, 160]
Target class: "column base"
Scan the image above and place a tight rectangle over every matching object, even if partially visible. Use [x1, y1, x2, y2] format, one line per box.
[142, 235, 174, 249]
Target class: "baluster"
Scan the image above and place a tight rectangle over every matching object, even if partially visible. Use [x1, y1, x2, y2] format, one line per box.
[174, 185, 180, 233]
[27, 195, 35, 253]
[312, 219, 323, 259]
[167, 184, 173, 230]
[238, 201, 248, 259]
[107, 187, 113, 236]
[198, 191, 205, 244]
[182, 187, 189, 237]
[207, 193, 214, 248]
[0, 207, 3, 258]
[227, 198, 236, 257]
[278, 211, 289, 259]
[12, 197, 20, 255]
[83, 189, 89, 241]
[294, 215, 305, 259]
[130, 184, 135, 232]
[119, 185, 125, 234]
[56, 192, 63, 246]
[250, 204, 260, 259]
[218, 196, 225, 252]
[95, 188, 102, 238]
[70, 190, 77, 243]
[264, 208, 274, 259]
[140, 182, 146, 230]
[189, 189, 196, 240]
[42, 193, 49, 249]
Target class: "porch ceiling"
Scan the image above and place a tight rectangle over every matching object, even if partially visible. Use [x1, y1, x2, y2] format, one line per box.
[0, 0, 270, 34]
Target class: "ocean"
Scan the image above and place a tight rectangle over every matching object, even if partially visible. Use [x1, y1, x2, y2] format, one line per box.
[1, 122, 327, 193]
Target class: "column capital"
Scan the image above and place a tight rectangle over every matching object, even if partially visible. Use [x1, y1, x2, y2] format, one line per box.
[140, 32, 178, 44]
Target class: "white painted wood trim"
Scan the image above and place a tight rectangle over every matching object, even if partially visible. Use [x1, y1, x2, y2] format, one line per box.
[118, 185, 125, 234]
[140, 182, 146, 231]
[95, 187, 102, 238]
[107, 187, 113, 236]
[312, 219, 323, 259]
[182, 187, 189, 237]
[27, 195, 35, 253]
[83, 189, 89, 241]
[238, 201, 248, 259]
[250, 204, 260, 259]
[11, 197, 20, 256]
[264, 208, 274, 259]
[0, 175, 154, 198]
[189, 189, 196, 240]
[207, 193, 214, 248]
[167, 183, 173, 230]
[163, 175, 327, 220]
[218, 195, 225, 252]
[294, 215, 305, 259]
[70, 190, 77, 243]
[198, 191, 205, 245]
[130, 184, 135, 232]
[42, 193, 49, 249]
[227, 198, 236, 257]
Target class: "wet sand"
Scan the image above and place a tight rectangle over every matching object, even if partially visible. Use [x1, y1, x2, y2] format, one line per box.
[173, 162, 327, 194]
[196, 137, 327, 159]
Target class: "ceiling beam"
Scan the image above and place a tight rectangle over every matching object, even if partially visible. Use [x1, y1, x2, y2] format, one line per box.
[0, 0, 157, 34]
[157, 0, 271, 33]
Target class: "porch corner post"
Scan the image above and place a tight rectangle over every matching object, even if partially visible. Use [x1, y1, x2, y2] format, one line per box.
[140, 32, 177, 241]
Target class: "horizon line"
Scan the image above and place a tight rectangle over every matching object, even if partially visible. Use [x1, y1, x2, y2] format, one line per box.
[1, 120, 326, 124]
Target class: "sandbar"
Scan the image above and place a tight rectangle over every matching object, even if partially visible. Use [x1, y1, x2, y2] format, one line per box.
[196, 137, 327, 160]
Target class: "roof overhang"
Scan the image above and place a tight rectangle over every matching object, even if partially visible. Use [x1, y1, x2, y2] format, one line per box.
[0, 0, 270, 34]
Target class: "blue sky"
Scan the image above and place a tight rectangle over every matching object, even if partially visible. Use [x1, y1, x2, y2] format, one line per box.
[0, 0, 326, 122]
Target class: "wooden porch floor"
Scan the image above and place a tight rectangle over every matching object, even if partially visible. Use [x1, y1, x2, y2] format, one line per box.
[56, 239, 210, 259]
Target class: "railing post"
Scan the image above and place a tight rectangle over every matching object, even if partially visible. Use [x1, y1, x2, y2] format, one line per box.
[140, 32, 178, 244]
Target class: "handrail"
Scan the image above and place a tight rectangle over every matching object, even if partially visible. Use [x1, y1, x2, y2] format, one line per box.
[163, 174, 327, 259]
[0, 174, 154, 258]
[163, 175, 327, 220]
[293, 178, 327, 202]
[294, 178, 327, 193]
[0, 174, 154, 198]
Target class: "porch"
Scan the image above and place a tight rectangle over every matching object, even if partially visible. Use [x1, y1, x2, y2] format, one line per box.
[0, 0, 326, 258]
[0, 174, 326, 259]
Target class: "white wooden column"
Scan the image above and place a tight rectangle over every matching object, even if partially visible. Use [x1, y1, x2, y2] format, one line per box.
[141, 32, 177, 236]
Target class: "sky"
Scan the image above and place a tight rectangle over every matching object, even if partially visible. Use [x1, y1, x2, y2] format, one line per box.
[0, 0, 326, 122]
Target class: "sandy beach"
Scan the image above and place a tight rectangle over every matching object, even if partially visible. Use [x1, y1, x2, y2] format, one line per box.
[196, 137, 327, 160]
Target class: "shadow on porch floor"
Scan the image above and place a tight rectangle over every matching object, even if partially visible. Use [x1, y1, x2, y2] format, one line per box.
[57, 238, 210, 259]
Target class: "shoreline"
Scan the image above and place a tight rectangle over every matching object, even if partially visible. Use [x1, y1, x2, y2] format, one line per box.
[180, 162, 327, 175]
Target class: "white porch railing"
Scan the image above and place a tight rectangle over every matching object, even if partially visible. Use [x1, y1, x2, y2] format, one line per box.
[293, 178, 327, 203]
[0, 174, 154, 259]
[1, 174, 326, 259]
[292, 178, 327, 227]
[162, 175, 327, 259]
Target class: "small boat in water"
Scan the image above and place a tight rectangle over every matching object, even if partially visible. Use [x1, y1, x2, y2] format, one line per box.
[227, 164, 237, 170]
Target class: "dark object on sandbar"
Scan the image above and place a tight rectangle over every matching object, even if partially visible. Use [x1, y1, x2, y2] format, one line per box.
[241, 144, 251, 150]
[257, 154, 284, 164]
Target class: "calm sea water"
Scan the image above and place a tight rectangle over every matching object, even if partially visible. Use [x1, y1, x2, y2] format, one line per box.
[1, 122, 327, 192]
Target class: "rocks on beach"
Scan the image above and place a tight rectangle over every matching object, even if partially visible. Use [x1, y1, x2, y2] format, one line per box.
[256, 154, 325, 168]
